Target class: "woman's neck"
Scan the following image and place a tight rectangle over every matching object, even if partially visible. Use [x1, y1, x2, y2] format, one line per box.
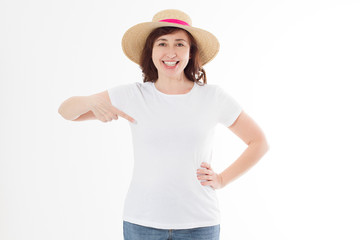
[154, 74, 194, 94]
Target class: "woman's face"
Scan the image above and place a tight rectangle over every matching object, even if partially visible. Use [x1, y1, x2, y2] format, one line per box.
[152, 30, 191, 79]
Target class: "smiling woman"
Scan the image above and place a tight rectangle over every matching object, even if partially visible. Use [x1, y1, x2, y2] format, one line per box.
[58, 9, 269, 240]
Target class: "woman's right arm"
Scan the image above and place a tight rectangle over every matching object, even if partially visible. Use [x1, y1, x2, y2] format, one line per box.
[58, 96, 90, 120]
[58, 91, 135, 123]
[58, 96, 93, 121]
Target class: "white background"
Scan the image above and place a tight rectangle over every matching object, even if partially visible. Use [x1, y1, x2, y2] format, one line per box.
[1, 0, 359, 239]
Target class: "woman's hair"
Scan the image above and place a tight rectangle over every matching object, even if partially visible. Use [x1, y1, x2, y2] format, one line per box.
[140, 27, 207, 85]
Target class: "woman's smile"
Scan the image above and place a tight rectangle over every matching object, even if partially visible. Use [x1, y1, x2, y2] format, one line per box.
[162, 60, 180, 68]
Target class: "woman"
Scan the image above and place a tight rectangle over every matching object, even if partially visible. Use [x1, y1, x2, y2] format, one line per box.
[58, 9, 269, 240]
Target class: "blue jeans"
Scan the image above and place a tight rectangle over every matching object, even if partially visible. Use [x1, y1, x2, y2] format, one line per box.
[123, 221, 220, 240]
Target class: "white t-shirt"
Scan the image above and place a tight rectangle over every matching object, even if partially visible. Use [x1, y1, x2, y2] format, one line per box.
[107, 81, 243, 229]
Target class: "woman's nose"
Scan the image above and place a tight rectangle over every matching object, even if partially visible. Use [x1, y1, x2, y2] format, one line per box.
[166, 53, 177, 59]
[166, 47, 177, 58]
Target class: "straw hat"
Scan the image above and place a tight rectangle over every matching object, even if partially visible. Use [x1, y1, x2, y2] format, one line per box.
[121, 9, 220, 66]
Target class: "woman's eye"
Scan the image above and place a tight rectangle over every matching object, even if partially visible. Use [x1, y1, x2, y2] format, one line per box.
[157, 42, 185, 47]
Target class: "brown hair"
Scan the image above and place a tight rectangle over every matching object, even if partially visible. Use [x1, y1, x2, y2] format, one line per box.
[139, 27, 207, 85]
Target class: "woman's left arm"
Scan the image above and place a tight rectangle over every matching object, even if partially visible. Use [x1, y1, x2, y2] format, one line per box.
[219, 111, 269, 188]
[197, 111, 269, 189]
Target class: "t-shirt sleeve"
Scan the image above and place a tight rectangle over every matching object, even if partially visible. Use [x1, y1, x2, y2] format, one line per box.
[216, 85, 243, 127]
[107, 83, 135, 111]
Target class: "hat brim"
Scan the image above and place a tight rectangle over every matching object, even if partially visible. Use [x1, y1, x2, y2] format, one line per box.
[121, 21, 220, 66]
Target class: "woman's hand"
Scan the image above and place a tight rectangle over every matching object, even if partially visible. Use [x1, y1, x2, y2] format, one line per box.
[197, 162, 224, 190]
[88, 95, 136, 123]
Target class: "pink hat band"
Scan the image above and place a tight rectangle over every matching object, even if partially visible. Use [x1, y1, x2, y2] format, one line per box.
[159, 18, 190, 26]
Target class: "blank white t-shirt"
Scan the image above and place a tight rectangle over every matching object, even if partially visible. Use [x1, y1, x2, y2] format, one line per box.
[107, 81, 243, 229]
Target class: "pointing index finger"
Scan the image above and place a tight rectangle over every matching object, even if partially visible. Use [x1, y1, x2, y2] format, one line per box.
[111, 106, 135, 122]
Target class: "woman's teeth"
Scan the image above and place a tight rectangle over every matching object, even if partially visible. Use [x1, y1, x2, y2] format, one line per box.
[163, 61, 178, 66]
